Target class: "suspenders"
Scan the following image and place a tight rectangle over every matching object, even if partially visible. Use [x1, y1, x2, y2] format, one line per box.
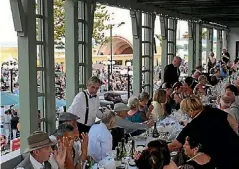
[82, 91, 89, 125]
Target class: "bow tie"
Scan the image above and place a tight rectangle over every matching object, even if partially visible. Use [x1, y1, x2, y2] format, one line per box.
[89, 95, 97, 98]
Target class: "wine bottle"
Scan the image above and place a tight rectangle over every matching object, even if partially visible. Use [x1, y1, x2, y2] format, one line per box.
[152, 122, 159, 138]
[125, 134, 129, 144]
[115, 147, 121, 161]
[130, 140, 136, 159]
[120, 138, 127, 158]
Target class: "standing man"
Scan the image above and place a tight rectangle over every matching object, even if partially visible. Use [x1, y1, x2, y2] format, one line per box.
[68, 76, 103, 133]
[222, 48, 230, 64]
[163, 56, 182, 86]
[11, 111, 19, 139]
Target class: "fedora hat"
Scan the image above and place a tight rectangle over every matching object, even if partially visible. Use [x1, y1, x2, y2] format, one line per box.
[59, 112, 80, 122]
[25, 131, 57, 152]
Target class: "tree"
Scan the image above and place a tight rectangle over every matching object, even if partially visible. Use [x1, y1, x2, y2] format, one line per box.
[53, 1, 112, 48]
[182, 29, 207, 39]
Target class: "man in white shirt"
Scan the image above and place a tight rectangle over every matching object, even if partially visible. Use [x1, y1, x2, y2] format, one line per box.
[68, 76, 103, 133]
[88, 110, 116, 162]
[15, 131, 66, 169]
[4, 110, 11, 143]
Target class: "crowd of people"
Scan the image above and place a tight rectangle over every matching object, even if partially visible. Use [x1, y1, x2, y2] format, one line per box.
[2, 47, 239, 169]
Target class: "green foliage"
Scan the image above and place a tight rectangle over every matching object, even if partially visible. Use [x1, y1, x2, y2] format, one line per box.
[183, 29, 207, 40]
[93, 3, 111, 45]
[202, 29, 207, 39]
[54, 0, 65, 48]
[53, 1, 112, 48]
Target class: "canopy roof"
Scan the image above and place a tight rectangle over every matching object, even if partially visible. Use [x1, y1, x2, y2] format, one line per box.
[98, 0, 239, 27]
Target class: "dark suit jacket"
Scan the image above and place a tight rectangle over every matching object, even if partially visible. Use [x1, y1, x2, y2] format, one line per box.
[15, 155, 34, 169]
[15, 155, 52, 169]
[163, 64, 180, 86]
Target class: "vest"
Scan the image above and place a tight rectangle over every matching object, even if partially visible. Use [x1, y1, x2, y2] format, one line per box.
[15, 155, 52, 169]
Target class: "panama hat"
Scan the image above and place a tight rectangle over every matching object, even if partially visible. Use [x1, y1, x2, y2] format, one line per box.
[25, 131, 57, 152]
[114, 103, 130, 112]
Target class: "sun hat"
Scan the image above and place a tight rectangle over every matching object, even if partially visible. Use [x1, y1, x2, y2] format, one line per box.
[25, 131, 57, 152]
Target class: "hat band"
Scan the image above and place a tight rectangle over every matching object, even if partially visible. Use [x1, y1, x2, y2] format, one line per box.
[29, 139, 51, 149]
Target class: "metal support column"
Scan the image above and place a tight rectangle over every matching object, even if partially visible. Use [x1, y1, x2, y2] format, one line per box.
[160, 16, 168, 81]
[65, 0, 95, 107]
[65, 0, 78, 107]
[80, 0, 95, 84]
[188, 21, 196, 75]
[168, 18, 177, 62]
[223, 31, 228, 50]
[195, 23, 202, 67]
[216, 30, 223, 60]
[206, 28, 213, 57]
[130, 10, 142, 95]
[11, 0, 38, 152]
[35, 0, 56, 133]
[42, 0, 56, 133]
[142, 13, 155, 97]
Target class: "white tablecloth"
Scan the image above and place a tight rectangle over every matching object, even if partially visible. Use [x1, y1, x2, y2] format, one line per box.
[92, 156, 137, 169]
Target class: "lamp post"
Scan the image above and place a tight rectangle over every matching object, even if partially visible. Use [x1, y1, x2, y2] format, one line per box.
[107, 60, 111, 91]
[106, 60, 115, 91]
[6, 62, 17, 93]
[110, 25, 113, 74]
[126, 61, 133, 98]
[109, 21, 125, 74]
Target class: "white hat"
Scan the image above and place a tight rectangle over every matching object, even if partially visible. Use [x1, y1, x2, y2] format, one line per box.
[114, 103, 130, 112]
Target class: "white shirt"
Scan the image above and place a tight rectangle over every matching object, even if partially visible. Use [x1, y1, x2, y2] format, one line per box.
[30, 154, 44, 169]
[88, 123, 112, 162]
[73, 140, 82, 165]
[68, 90, 103, 126]
[48, 154, 59, 169]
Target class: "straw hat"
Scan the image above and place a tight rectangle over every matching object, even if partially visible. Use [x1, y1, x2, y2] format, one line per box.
[25, 131, 57, 152]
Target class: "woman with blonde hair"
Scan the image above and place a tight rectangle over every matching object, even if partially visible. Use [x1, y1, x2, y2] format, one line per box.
[151, 89, 167, 121]
[168, 95, 239, 169]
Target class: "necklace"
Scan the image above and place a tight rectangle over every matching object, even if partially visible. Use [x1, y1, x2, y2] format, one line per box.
[186, 152, 203, 162]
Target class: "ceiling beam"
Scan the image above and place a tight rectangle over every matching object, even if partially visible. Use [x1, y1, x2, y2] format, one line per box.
[137, 0, 239, 4]
[156, 4, 239, 9]
[137, 0, 221, 3]
[97, 0, 199, 20]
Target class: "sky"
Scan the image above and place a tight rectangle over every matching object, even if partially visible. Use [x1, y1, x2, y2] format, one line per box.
[0, 0, 17, 46]
[0, 1, 188, 47]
